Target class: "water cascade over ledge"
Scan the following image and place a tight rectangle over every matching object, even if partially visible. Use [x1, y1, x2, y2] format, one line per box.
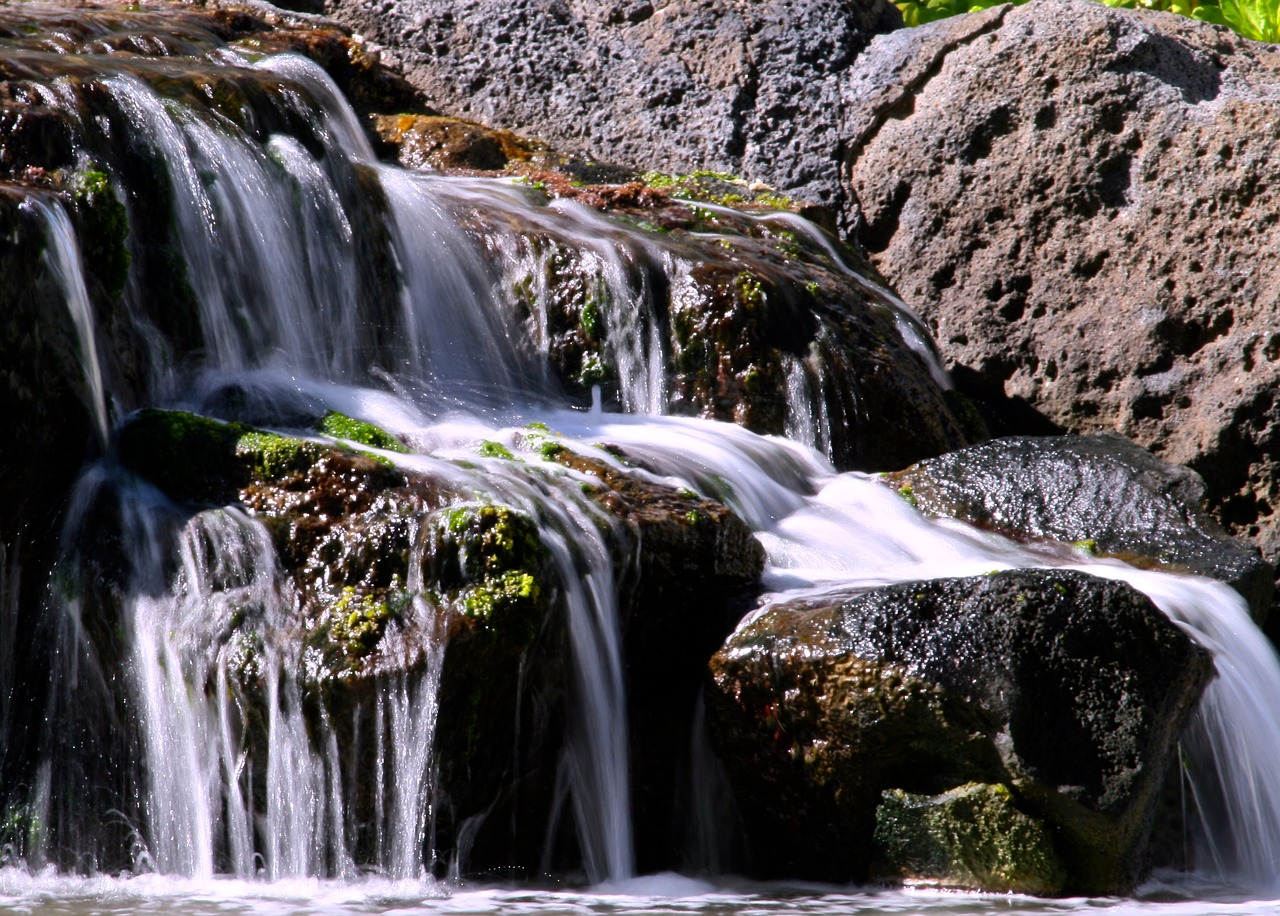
[3, 2, 1280, 910]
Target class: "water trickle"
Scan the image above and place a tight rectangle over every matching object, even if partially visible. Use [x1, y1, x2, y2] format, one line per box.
[24, 196, 111, 449]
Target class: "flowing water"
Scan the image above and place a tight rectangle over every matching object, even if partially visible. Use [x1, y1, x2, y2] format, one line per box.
[5, 5, 1280, 914]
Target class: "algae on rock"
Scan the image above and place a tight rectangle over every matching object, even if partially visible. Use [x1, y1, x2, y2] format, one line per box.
[873, 782, 1067, 895]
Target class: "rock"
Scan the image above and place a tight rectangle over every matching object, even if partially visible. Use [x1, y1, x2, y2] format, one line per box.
[705, 569, 1213, 894]
[872, 782, 1066, 895]
[371, 114, 546, 171]
[323, 0, 902, 210]
[885, 432, 1274, 622]
[451, 185, 970, 471]
[841, 0, 1280, 587]
[110, 410, 768, 875]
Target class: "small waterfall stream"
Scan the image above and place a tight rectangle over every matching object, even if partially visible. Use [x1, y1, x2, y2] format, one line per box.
[5, 5, 1280, 909]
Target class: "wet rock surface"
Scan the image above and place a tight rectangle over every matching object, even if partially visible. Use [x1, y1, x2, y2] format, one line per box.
[886, 432, 1274, 622]
[841, 0, 1280, 586]
[873, 782, 1066, 894]
[706, 569, 1213, 894]
[109, 409, 767, 874]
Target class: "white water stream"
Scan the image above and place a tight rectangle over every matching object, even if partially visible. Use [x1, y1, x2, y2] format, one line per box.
[7, 25, 1280, 916]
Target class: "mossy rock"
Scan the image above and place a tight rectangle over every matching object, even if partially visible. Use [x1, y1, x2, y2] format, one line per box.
[706, 569, 1213, 893]
[427, 503, 549, 646]
[873, 783, 1066, 895]
[318, 410, 407, 453]
[68, 166, 131, 301]
[116, 408, 252, 504]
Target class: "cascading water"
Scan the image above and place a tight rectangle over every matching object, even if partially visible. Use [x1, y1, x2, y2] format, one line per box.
[6, 4, 1280, 912]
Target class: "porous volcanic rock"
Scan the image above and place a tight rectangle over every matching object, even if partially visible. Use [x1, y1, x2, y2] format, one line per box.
[841, 0, 1280, 581]
[705, 569, 1213, 894]
[323, 0, 901, 208]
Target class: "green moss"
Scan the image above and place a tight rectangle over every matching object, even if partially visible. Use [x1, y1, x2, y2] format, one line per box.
[319, 411, 408, 453]
[461, 570, 540, 621]
[70, 166, 131, 300]
[581, 297, 602, 339]
[897, 484, 918, 507]
[430, 504, 548, 645]
[477, 439, 518, 460]
[328, 586, 393, 656]
[579, 352, 608, 386]
[117, 408, 249, 504]
[639, 169, 799, 211]
[236, 429, 317, 479]
[735, 272, 765, 311]
[874, 783, 1066, 894]
[1073, 539, 1098, 555]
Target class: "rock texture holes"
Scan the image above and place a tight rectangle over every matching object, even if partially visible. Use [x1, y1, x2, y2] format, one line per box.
[863, 179, 910, 254]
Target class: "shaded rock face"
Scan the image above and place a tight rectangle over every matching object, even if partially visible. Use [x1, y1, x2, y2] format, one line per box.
[841, 0, 1280, 580]
[705, 569, 1213, 894]
[323, 0, 901, 209]
[873, 782, 1066, 894]
[885, 432, 1274, 621]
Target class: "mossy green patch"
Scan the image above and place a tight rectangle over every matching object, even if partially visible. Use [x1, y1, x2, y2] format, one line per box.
[328, 586, 394, 656]
[430, 503, 549, 646]
[580, 297, 602, 339]
[874, 782, 1066, 894]
[477, 439, 519, 461]
[638, 169, 800, 211]
[319, 411, 407, 453]
[236, 429, 319, 480]
[70, 166, 131, 300]
[117, 408, 249, 504]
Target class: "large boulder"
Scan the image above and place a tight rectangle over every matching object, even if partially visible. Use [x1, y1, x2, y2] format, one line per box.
[705, 569, 1213, 894]
[841, 0, 1280, 582]
[323, 0, 902, 209]
[884, 432, 1274, 622]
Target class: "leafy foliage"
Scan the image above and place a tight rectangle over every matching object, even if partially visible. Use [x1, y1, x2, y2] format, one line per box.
[895, 0, 1280, 41]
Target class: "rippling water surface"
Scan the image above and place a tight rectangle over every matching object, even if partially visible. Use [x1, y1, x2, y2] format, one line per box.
[5, 871, 1280, 916]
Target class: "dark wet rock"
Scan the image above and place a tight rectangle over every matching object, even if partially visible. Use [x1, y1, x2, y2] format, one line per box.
[705, 569, 1213, 894]
[873, 782, 1066, 895]
[0, 189, 105, 815]
[108, 410, 769, 875]
[840, 0, 1280, 589]
[885, 433, 1274, 622]
[324, 0, 902, 210]
[452, 188, 970, 472]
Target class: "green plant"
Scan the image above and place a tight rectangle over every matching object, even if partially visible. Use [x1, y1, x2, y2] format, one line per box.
[895, 0, 1280, 41]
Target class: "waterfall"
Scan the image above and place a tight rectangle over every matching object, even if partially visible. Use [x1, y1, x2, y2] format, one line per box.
[7, 7, 1280, 897]
[24, 196, 111, 450]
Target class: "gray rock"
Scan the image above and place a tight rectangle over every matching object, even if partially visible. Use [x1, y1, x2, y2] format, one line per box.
[885, 432, 1275, 622]
[841, 0, 1280, 583]
[705, 568, 1213, 893]
[323, 0, 902, 210]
